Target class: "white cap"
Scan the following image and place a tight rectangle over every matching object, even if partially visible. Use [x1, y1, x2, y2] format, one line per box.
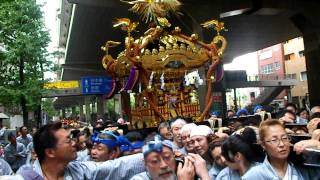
[190, 125, 213, 138]
[180, 123, 197, 134]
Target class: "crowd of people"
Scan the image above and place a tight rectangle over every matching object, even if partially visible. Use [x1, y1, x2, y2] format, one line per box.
[0, 103, 320, 180]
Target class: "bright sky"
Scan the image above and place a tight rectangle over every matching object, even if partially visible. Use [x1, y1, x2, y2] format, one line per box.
[38, 0, 60, 53]
[38, 0, 60, 80]
[223, 52, 259, 75]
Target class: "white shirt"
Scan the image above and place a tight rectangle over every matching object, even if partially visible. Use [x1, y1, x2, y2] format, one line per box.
[283, 163, 291, 180]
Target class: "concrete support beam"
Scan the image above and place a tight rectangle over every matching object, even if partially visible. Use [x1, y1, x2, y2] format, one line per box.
[222, 90, 227, 118]
[97, 95, 105, 115]
[61, 109, 66, 118]
[79, 104, 84, 116]
[85, 96, 91, 123]
[233, 89, 238, 112]
[92, 98, 96, 114]
[304, 31, 320, 106]
[71, 106, 76, 116]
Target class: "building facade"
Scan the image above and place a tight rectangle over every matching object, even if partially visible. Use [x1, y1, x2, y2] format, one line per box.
[283, 37, 309, 108]
[257, 44, 287, 106]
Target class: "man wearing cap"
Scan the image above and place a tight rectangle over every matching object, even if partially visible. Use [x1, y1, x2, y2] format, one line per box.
[130, 140, 211, 180]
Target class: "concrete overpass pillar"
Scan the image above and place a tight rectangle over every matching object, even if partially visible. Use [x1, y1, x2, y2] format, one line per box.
[71, 106, 76, 116]
[97, 95, 105, 115]
[222, 90, 227, 118]
[92, 99, 96, 114]
[79, 104, 84, 116]
[233, 89, 238, 112]
[79, 104, 85, 122]
[61, 109, 66, 118]
[304, 32, 320, 106]
[291, 14, 320, 107]
[85, 96, 91, 123]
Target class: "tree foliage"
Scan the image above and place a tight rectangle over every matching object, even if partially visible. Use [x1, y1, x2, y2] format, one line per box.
[0, 0, 50, 116]
[42, 98, 58, 118]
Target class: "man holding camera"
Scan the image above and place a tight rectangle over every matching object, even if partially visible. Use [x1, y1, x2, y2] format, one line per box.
[130, 140, 211, 180]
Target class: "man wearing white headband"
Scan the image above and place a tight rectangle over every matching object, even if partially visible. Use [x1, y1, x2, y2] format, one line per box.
[180, 123, 197, 153]
[170, 119, 186, 152]
[190, 125, 214, 171]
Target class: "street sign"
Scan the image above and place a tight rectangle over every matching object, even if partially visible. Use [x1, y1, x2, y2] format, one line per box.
[44, 81, 79, 89]
[81, 76, 114, 95]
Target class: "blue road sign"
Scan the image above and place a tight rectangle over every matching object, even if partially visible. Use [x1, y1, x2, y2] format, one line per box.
[81, 76, 113, 95]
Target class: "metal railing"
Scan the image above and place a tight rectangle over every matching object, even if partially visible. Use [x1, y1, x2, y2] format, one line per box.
[246, 74, 297, 81]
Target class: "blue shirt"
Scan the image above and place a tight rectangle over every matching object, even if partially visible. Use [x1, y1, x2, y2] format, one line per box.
[4, 142, 27, 171]
[75, 149, 91, 161]
[130, 171, 177, 180]
[130, 172, 151, 180]
[242, 156, 308, 180]
[216, 162, 259, 180]
[208, 164, 224, 180]
[16, 134, 33, 148]
[17, 153, 145, 180]
[0, 158, 13, 175]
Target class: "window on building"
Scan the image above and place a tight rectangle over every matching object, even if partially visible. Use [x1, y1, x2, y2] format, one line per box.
[300, 71, 307, 81]
[299, 50, 305, 57]
[274, 62, 281, 70]
[261, 64, 274, 74]
[285, 53, 294, 61]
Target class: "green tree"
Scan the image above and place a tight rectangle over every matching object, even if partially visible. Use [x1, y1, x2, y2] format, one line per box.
[0, 0, 50, 126]
[42, 98, 58, 118]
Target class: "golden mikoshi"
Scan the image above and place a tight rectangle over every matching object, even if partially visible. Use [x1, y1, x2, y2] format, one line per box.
[101, 0, 227, 127]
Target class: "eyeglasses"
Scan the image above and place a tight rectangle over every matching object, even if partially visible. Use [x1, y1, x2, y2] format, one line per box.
[57, 134, 74, 146]
[264, 136, 291, 146]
